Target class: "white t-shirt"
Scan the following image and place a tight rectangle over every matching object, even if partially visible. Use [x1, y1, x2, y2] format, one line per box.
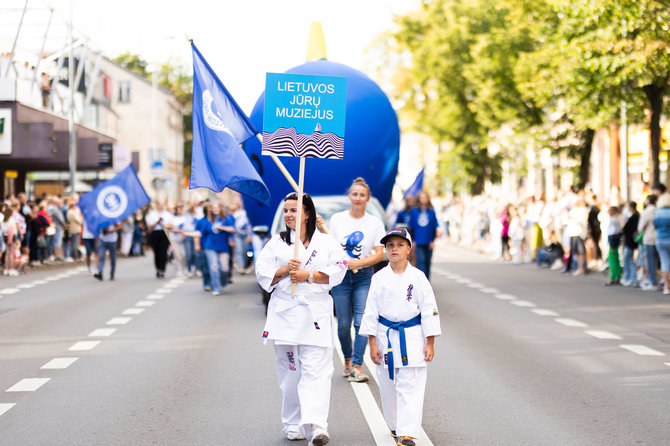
[145, 210, 173, 231]
[329, 211, 386, 261]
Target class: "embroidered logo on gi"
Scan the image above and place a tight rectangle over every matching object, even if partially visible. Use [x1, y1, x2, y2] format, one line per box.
[262, 331, 269, 338]
[336, 259, 349, 271]
[406, 284, 414, 302]
[432, 308, 439, 316]
[287, 351, 296, 371]
[314, 322, 320, 330]
[383, 353, 388, 365]
[305, 250, 317, 266]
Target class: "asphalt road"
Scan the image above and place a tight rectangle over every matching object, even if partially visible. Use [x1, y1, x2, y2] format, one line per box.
[0, 242, 668, 446]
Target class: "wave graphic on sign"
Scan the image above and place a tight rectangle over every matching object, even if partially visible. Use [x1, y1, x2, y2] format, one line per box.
[262, 127, 344, 159]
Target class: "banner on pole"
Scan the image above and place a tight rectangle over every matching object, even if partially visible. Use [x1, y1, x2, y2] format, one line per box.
[262, 72, 347, 159]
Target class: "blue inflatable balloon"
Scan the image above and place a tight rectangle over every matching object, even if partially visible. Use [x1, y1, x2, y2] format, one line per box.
[242, 59, 400, 227]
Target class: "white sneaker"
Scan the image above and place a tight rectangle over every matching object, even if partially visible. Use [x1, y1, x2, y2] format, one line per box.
[640, 283, 658, 291]
[620, 279, 631, 287]
[212, 290, 220, 296]
[287, 431, 305, 441]
[664, 288, 670, 295]
[309, 426, 330, 446]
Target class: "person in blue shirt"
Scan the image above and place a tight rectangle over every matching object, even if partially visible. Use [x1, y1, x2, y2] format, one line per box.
[194, 205, 212, 291]
[202, 203, 236, 296]
[408, 191, 439, 280]
[653, 193, 670, 295]
[394, 196, 416, 228]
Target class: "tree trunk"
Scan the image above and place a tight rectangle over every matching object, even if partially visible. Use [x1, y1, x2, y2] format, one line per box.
[643, 84, 665, 187]
[576, 128, 595, 190]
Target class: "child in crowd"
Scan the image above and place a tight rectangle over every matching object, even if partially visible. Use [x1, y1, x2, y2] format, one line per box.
[605, 205, 624, 286]
[359, 228, 441, 446]
[536, 230, 564, 269]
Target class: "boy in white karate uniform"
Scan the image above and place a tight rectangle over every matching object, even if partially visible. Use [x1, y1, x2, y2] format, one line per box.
[359, 227, 441, 446]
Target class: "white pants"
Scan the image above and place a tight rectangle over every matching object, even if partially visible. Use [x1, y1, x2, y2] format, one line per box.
[121, 232, 133, 255]
[376, 365, 427, 439]
[274, 344, 333, 437]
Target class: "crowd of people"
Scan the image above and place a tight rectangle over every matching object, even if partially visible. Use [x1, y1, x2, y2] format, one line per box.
[0, 192, 255, 287]
[435, 182, 670, 295]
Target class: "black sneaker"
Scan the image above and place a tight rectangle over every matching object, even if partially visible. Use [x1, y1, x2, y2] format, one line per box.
[93, 273, 103, 281]
[109, 275, 114, 281]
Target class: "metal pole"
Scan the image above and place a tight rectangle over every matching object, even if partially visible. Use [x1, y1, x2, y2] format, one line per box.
[4, 0, 28, 77]
[621, 100, 629, 201]
[68, 0, 77, 195]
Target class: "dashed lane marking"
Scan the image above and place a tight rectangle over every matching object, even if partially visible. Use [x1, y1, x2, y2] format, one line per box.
[480, 287, 500, 294]
[466, 283, 485, 289]
[163, 283, 180, 288]
[665, 363, 670, 367]
[554, 318, 588, 328]
[146, 294, 165, 300]
[68, 341, 101, 351]
[6, 378, 51, 392]
[16, 283, 36, 289]
[30, 280, 47, 285]
[106, 317, 131, 325]
[494, 293, 516, 301]
[585, 330, 622, 340]
[155, 288, 173, 294]
[41, 358, 79, 369]
[122, 308, 145, 315]
[510, 300, 536, 308]
[135, 300, 156, 307]
[0, 403, 16, 416]
[531, 309, 560, 317]
[89, 328, 117, 337]
[619, 345, 665, 356]
[0, 288, 20, 295]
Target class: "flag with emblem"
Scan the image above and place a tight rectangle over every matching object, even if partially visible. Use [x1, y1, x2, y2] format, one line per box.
[77, 164, 150, 233]
[190, 41, 270, 206]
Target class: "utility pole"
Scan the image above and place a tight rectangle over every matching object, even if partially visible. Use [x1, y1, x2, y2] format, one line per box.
[68, 0, 77, 195]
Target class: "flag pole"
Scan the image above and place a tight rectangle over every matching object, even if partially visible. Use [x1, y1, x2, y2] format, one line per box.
[256, 134, 299, 192]
[291, 156, 306, 297]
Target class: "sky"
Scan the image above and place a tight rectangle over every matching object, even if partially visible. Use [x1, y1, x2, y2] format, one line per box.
[4, 0, 419, 114]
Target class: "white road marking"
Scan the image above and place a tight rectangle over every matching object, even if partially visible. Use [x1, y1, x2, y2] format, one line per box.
[89, 328, 117, 337]
[531, 309, 560, 317]
[511, 300, 536, 308]
[123, 308, 145, 315]
[0, 288, 20, 295]
[454, 278, 472, 284]
[480, 287, 500, 294]
[56, 273, 70, 278]
[466, 283, 485, 289]
[146, 294, 165, 300]
[68, 341, 101, 351]
[585, 330, 622, 340]
[31, 280, 47, 285]
[6, 378, 51, 392]
[554, 318, 588, 328]
[0, 403, 15, 416]
[494, 293, 516, 301]
[41, 357, 78, 369]
[106, 317, 131, 325]
[43, 276, 60, 282]
[665, 363, 670, 367]
[619, 345, 665, 356]
[164, 283, 180, 288]
[155, 288, 172, 294]
[135, 300, 156, 307]
[16, 283, 36, 289]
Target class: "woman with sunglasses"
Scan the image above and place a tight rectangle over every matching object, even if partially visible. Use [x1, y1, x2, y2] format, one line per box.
[255, 192, 348, 446]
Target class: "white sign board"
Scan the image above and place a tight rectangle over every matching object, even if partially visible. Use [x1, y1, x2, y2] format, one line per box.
[0, 109, 12, 155]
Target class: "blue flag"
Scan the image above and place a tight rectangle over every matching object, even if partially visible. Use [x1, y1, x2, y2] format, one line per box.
[403, 168, 424, 199]
[77, 164, 150, 233]
[190, 42, 270, 206]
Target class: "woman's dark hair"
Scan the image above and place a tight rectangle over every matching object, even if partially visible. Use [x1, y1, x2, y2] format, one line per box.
[280, 192, 317, 246]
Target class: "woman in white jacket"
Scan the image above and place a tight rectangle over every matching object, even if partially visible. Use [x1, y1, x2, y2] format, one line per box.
[255, 192, 348, 446]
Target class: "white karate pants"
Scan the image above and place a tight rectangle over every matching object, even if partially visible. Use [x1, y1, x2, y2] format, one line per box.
[376, 365, 427, 439]
[274, 344, 334, 437]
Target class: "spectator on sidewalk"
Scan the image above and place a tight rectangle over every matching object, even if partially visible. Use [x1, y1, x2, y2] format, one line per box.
[564, 198, 588, 276]
[499, 204, 512, 261]
[604, 205, 623, 286]
[536, 230, 564, 269]
[47, 197, 66, 261]
[66, 198, 83, 261]
[638, 194, 658, 291]
[621, 201, 640, 287]
[654, 193, 670, 295]
[35, 203, 51, 264]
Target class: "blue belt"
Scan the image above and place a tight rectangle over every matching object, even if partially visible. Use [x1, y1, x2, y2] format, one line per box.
[378, 314, 422, 380]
